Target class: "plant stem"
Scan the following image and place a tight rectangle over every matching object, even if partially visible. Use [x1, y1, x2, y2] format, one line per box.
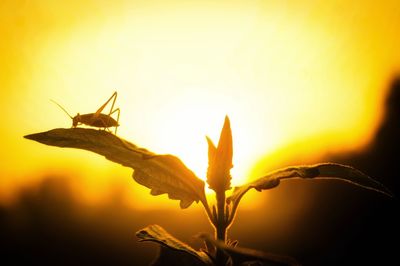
[201, 198, 216, 226]
[215, 190, 227, 265]
[216, 191, 227, 241]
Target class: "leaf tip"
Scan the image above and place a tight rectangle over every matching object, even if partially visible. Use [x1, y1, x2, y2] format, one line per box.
[224, 115, 230, 124]
[23, 133, 39, 141]
[206, 136, 216, 149]
[222, 116, 231, 135]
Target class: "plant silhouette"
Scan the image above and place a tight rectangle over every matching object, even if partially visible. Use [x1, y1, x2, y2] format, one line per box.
[24, 116, 392, 265]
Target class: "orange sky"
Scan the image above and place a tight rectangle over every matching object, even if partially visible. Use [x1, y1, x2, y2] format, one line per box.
[1, 0, 400, 208]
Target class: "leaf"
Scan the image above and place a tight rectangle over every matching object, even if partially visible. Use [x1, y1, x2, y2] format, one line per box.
[206, 136, 217, 170]
[205, 136, 217, 193]
[24, 128, 206, 209]
[136, 225, 213, 266]
[227, 163, 393, 210]
[197, 233, 300, 266]
[207, 116, 233, 192]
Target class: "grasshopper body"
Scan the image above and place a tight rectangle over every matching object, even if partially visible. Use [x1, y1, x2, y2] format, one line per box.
[52, 91, 120, 134]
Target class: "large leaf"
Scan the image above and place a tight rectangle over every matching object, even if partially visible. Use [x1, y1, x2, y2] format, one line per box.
[207, 116, 233, 192]
[136, 225, 213, 266]
[228, 163, 393, 209]
[198, 233, 300, 266]
[24, 128, 206, 209]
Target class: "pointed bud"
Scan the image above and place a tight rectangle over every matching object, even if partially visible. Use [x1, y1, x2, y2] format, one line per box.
[206, 116, 233, 192]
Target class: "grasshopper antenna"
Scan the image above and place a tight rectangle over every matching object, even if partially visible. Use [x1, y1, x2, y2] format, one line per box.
[50, 99, 73, 119]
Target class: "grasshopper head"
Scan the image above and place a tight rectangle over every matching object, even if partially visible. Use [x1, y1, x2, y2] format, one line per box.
[72, 113, 80, 127]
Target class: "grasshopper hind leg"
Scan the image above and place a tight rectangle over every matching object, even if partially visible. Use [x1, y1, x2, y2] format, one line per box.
[99, 107, 120, 134]
[109, 108, 120, 134]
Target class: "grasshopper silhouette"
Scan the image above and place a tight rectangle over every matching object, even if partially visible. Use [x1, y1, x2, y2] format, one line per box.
[52, 92, 120, 134]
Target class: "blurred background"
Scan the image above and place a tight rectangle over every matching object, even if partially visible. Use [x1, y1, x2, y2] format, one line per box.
[1, 0, 399, 265]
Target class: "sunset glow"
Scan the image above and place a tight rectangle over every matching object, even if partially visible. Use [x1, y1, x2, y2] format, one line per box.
[1, 0, 400, 208]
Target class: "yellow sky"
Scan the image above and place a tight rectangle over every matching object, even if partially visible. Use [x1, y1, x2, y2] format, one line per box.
[1, 0, 400, 208]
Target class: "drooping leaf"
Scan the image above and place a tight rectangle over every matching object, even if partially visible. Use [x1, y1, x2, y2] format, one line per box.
[198, 233, 300, 266]
[207, 116, 233, 192]
[227, 163, 393, 210]
[24, 128, 206, 209]
[136, 225, 213, 266]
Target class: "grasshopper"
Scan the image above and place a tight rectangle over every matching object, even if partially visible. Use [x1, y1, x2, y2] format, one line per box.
[52, 91, 120, 134]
